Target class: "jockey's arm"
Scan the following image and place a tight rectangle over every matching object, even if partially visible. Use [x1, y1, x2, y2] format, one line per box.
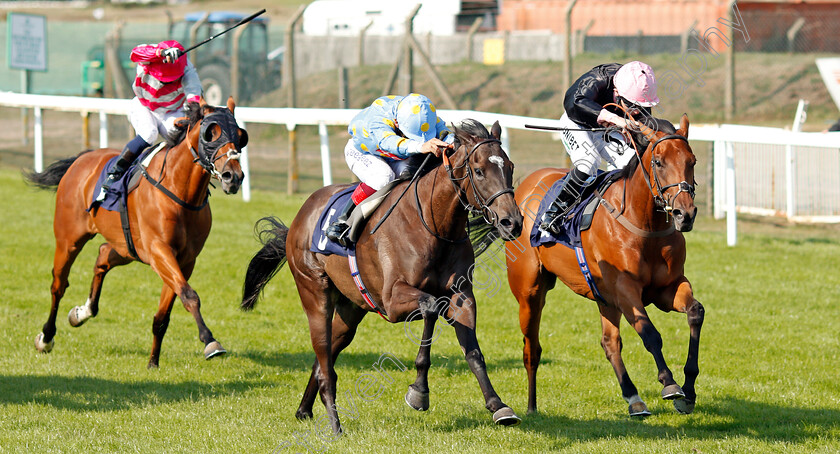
[181, 60, 202, 104]
[564, 76, 611, 128]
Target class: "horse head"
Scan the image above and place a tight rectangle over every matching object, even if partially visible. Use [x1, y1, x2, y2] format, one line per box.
[631, 114, 697, 232]
[176, 97, 247, 194]
[450, 119, 523, 240]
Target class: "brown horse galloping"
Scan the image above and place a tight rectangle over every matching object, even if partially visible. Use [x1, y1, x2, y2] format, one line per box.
[506, 114, 704, 416]
[241, 120, 524, 434]
[25, 97, 246, 368]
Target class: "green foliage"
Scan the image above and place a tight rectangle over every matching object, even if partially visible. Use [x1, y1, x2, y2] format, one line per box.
[1, 167, 839, 453]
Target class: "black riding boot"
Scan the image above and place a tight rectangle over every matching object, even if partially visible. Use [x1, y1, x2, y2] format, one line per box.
[539, 167, 590, 235]
[325, 197, 357, 247]
[96, 136, 148, 202]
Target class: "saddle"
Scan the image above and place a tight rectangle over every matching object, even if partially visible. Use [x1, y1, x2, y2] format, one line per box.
[311, 154, 437, 256]
[531, 169, 623, 249]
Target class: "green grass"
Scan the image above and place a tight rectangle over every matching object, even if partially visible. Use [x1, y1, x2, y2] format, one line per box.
[1, 165, 839, 453]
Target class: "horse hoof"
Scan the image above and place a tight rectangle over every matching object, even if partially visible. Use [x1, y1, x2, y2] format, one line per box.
[68, 304, 93, 327]
[628, 401, 651, 417]
[674, 398, 695, 414]
[203, 341, 227, 360]
[295, 409, 313, 420]
[404, 386, 429, 411]
[662, 384, 686, 400]
[492, 407, 521, 426]
[34, 332, 54, 353]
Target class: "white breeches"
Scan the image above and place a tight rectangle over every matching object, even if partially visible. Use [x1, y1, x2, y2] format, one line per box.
[344, 141, 398, 190]
[128, 97, 185, 144]
[558, 112, 634, 175]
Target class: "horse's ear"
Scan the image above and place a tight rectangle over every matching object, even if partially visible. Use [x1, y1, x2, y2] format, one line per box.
[490, 121, 502, 140]
[174, 116, 190, 129]
[199, 96, 208, 108]
[227, 96, 236, 114]
[678, 113, 689, 138]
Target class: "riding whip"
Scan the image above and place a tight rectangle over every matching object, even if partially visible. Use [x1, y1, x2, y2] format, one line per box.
[525, 124, 609, 132]
[182, 9, 267, 54]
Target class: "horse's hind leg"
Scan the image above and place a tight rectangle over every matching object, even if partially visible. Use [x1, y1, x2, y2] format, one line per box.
[36, 232, 94, 352]
[68, 243, 132, 328]
[655, 277, 704, 414]
[507, 248, 554, 414]
[599, 305, 649, 417]
[298, 284, 343, 434]
[296, 298, 366, 421]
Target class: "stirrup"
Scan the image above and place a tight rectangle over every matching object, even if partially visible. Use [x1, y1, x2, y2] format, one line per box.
[326, 221, 352, 246]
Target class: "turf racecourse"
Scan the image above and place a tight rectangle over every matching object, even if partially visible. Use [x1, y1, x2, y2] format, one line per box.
[1, 166, 839, 453]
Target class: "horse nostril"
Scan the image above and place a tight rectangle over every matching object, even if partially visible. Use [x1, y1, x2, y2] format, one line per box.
[672, 209, 684, 219]
[221, 171, 233, 182]
[499, 218, 513, 228]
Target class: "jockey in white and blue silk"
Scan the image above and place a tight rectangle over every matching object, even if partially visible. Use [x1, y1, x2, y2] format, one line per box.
[325, 93, 455, 246]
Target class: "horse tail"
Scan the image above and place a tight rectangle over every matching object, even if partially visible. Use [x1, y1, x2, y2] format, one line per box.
[241, 216, 290, 311]
[23, 151, 90, 190]
[468, 212, 500, 258]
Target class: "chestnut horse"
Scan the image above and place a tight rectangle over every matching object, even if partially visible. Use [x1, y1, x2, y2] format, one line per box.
[25, 98, 246, 368]
[241, 120, 524, 434]
[506, 114, 704, 416]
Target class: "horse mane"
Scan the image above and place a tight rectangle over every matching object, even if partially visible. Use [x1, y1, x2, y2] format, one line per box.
[619, 117, 677, 180]
[164, 101, 203, 148]
[452, 118, 492, 147]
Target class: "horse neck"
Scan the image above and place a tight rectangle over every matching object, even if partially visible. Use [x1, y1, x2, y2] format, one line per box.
[155, 138, 211, 206]
[622, 153, 672, 230]
[413, 161, 469, 242]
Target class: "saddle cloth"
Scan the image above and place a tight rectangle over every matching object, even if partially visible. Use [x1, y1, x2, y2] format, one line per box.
[87, 144, 164, 212]
[529, 169, 622, 249]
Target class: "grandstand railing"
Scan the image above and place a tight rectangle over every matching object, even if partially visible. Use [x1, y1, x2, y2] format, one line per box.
[3, 92, 839, 246]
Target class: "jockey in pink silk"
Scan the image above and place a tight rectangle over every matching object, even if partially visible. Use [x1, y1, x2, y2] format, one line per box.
[97, 40, 202, 202]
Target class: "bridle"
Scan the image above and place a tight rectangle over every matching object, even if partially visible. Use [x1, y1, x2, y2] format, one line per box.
[604, 103, 696, 214]
[188, 109, 244, 180]
[141, 108, 245, 211]
[414, 138, 515, 243]
[648, 134, 696, 213]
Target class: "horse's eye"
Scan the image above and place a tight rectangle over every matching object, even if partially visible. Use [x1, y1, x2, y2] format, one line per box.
[474, 167, 484, 178]
[653, 158, 662, 167]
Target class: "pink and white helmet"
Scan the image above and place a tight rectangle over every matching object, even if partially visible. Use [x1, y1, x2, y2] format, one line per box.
[613, 61, 659, 107]
[147, 40, 187, 83]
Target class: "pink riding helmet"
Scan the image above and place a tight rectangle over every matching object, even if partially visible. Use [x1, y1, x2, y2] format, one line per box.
[613, 61, 659, 107]
[147, 40, 187, 83]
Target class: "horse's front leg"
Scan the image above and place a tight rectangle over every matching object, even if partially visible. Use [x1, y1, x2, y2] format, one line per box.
[384, 282, 446, 412]
[148, 247, 224, 363]
[654, 277, 704, 414]
[446, 288, 520, 426]
[616, 276, 684, 402]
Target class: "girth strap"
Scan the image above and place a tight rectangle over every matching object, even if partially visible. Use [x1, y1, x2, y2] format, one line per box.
[348, 252, 389, 321]
[118, 195, 142, 262]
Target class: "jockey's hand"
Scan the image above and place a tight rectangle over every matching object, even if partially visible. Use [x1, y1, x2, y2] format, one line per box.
[159, 47, 183, 64]
[421, 138, 453, 157]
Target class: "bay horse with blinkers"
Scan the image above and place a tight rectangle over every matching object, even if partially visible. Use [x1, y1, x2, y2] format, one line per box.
[505, 114, 704, 416]
[241, 119, 523, 434]
[25, 97, 246, 368]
